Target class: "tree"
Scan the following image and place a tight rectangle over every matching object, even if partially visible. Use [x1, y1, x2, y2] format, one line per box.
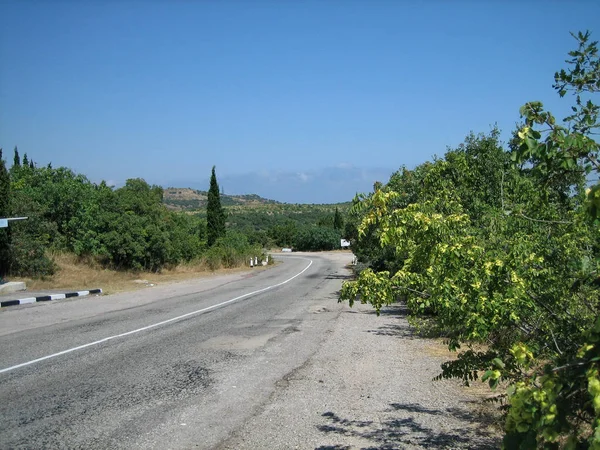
[340, 31, 600, 447]
[295, 226, 340, 251]
[333, 207, 344, 230]
[0, 148, 10, 279]
[12, 146, 20, 168]
[268, 220, 297, 247]
[206, 166, 226, 247]
[22, 153, 29, 167]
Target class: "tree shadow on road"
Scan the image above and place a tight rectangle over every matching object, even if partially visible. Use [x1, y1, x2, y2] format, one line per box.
[362, 304, 418, 339]
[315, 401, 500, 449]
[363, 303, 408, 317]
[364, 304, 447, 341]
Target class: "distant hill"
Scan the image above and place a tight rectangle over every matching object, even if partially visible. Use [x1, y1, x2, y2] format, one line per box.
[164, 187, 353, 234]
[163, 187, 281, 211]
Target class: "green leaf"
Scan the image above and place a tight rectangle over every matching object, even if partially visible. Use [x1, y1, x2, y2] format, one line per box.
[492, 358, 505, 369]
[482, 370, 494, 382]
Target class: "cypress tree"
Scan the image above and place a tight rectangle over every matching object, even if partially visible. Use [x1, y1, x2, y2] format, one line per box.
[0, 149, 11, 279]
[22, 153, 29, 166]
[13, 146, 20, 168]
[206, 166, 226, 246]
[333, 207, 343, 230]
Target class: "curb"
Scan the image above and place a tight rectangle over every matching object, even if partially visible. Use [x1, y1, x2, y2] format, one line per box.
[0, 289, 103, 308]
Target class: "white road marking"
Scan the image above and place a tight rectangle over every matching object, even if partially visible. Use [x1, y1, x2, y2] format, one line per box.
[0, 258, 313, 374]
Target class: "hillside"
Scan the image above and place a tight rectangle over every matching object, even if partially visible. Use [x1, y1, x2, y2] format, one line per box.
[163, 188, 352, 244]
[163, 187, 351, 213]
[163, 187, 280, 211]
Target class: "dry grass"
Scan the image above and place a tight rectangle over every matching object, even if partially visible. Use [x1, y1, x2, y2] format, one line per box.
[22, 253, 269, 295]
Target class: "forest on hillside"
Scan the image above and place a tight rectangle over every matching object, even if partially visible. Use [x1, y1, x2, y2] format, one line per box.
[341, 32, 600, 447]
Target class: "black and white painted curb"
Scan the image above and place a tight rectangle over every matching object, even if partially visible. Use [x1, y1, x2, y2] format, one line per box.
[0, 289, 102, 308]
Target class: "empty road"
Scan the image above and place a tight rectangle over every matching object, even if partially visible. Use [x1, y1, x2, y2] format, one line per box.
[0, 253, 352, 449]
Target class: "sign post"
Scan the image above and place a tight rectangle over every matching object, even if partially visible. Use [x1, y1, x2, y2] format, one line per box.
[0, 217, 28, 228]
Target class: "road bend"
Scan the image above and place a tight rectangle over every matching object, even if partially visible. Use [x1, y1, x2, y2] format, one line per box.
[0, 252, 353, 449]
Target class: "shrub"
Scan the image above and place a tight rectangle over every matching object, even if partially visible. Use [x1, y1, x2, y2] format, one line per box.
[295, 226, 340, 251]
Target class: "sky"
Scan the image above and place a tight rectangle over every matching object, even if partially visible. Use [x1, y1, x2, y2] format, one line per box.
[1, 1, 598, 204]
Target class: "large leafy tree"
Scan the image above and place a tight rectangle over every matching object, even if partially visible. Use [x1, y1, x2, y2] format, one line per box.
[295, 226, 340, 251]
[340, 31, 600, 448]
[206, 166, 226, 247]
[69, 178, 199, 271]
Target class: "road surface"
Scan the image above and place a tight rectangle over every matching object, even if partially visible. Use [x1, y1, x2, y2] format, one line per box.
[0, 253, 352, 449]
[0, 252, 501, 449]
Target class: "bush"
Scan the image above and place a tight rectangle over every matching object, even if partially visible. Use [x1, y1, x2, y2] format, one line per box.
[295, 226, 340, 251]
[203, 231, 264, 270]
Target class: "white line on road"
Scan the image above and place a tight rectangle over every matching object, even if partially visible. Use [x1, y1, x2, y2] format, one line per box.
[0, 258, 313, 375]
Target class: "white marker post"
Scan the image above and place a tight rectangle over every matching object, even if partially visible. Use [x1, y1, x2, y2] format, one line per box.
[250, 258, 254, 268]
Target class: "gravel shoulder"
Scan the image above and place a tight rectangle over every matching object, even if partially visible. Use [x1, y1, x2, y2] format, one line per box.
[218, 300, 502, 449]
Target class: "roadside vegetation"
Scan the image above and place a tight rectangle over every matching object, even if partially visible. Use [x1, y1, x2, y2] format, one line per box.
[340, 31, 600, 448]
[166, 189, 350, 250]
[0, 154, 349, 282]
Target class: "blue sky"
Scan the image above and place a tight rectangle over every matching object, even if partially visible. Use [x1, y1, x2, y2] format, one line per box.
[1, 1, 598, 203]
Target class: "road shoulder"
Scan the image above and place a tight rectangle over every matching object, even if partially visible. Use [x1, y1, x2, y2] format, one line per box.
[219, 302, 502, 449]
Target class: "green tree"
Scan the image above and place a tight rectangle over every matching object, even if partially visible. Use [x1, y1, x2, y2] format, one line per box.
[340, 31, 600, 448]
[295, 226, 340, 251]
[333, 207, 343, 230]
[206, 166, 226, 247]
[22, 153, 29, 167]
[268, 220, 297, 248]
[0, 148, 11, 279]
[11, 165, 98, 249]
[12, 146, 20, 169]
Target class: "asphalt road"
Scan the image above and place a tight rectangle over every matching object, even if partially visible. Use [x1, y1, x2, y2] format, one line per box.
[0, 253, 353, 449]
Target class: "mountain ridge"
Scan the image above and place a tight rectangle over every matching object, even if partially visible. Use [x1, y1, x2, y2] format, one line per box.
[163, 187, 351, 211]
[163, 187, 281, 211]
